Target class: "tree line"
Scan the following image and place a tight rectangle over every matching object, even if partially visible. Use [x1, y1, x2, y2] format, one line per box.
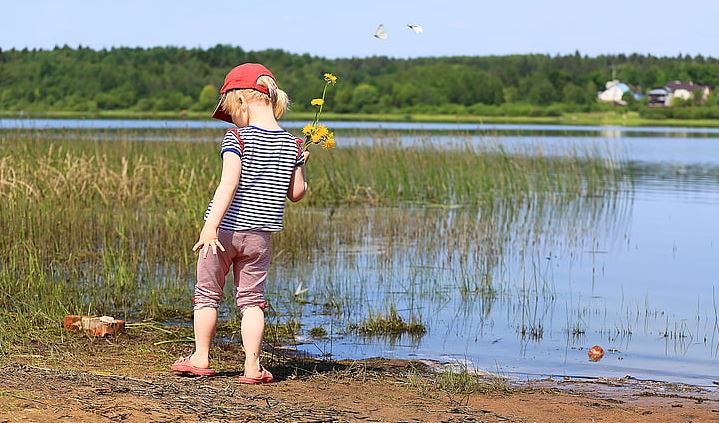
[2, 45, 719, 117]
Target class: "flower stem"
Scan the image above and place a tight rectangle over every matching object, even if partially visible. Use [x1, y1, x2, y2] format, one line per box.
[305, 81, 331, 151]
[312, 83, 329, 126]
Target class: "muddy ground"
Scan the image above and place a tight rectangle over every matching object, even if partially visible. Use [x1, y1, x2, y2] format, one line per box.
[1, 327, 718, 422]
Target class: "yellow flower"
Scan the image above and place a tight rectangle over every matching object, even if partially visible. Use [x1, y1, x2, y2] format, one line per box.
[323, 134, 336, 149]
[310, 133, 322, 143]
[311, 98, 325, 106]
[315, 124, 329, 138]
[323, 73, 338, 85]
[302, 124, 314, 136]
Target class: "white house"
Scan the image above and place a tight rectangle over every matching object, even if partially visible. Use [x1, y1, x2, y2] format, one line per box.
[665, 81, 710, 103]
[597, 80, 642, 105]
[649, 81, 710, 107]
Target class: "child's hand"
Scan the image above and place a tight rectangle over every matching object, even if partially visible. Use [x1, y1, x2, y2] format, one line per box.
[192, 227, 226, 258]
[302, 151, 310, 165]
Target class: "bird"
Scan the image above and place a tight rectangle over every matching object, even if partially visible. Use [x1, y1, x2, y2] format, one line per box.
[373, 24, 388, 40]
[293, 281, 308, 297]
[407, 24, 423, 34]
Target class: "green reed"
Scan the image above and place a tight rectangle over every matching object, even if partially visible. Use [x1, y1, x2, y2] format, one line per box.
[0, 128, 623, 352]
[350, 305, 427, 338]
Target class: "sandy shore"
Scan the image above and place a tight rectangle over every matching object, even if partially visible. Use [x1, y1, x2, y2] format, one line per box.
[2, 329, 718, 422]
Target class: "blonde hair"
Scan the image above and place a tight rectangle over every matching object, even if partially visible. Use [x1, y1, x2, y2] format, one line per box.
[220, 75, 289, 119]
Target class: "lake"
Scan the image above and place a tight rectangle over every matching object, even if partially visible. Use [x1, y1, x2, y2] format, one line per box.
[2, 119, 718, 386]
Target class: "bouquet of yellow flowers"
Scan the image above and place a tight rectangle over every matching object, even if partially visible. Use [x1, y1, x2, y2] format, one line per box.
[302, 73, 338, 151]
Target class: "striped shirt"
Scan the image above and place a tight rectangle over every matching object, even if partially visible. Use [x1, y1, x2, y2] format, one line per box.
[204, 126, 304, 232]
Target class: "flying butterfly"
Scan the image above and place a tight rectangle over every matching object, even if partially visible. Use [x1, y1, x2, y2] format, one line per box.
[293, 281, 308, 297]
[373, 24, 388, 40]
[407, 24, 424, 34]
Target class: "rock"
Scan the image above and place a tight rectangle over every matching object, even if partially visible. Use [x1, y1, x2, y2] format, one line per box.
[63, 315, 83, 331]
[588, 345, 605, 362]
[63, 315, 125, 337]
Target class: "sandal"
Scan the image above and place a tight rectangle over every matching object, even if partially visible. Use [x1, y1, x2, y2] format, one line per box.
[170, 355, 217, 376]
[238, 367, 273, 384]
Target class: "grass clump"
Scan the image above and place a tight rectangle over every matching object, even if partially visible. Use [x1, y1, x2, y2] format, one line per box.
[352, 306, 426, 338]
[406, 363, 510, 405]
[309, 326, 328, 338]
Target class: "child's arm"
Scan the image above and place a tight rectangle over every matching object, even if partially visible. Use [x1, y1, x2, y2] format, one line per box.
[192, 153, 242, 257]
[287, 151, 309, 202]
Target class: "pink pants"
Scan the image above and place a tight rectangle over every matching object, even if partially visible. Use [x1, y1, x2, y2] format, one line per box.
[193, 229, 271, 312]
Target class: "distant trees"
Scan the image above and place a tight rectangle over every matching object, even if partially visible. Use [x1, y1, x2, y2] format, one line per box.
[196, 85, 217, 110]
[2, 46, 719, 116]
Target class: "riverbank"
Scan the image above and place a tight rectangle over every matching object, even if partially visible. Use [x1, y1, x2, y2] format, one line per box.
[3, 109, 719, 128]
[2, 328, 717, 422]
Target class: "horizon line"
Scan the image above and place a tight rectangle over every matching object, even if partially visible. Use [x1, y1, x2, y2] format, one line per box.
[1, 44, 717, 61]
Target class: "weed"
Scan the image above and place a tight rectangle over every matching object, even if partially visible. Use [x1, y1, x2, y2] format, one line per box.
[351, 306, 426, 337]
[309, 327, 328, 338]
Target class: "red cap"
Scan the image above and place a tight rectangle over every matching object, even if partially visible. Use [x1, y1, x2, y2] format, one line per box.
[211, 63, 277, 123]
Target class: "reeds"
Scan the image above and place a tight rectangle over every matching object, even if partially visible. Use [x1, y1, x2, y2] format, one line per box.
[351, 305, 426, 338]
[0, 128, 624, 352]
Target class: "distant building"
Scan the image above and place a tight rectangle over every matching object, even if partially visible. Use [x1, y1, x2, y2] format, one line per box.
[648, 88, 670, 107]
[648, 81, 710, 107]
[597, 80, 643, 106]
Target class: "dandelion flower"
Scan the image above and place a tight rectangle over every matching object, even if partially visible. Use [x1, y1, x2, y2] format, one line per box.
[311, 98, 325, 106]
[302, 124, 314, 136]
[310, 133, 322, 144]
[323, 73, 338, 85]
[315, 124, 329, 138]
[323, 134, 336, 149]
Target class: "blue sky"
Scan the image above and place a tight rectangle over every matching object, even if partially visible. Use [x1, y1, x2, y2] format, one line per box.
[5, 0, 719, 58]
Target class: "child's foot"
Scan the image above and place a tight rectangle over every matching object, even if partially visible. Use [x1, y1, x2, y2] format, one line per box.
[243, 363, 264, 379]
[188, 353, 210, 369]
[239, 366, 273, 384]
[171, 354, 216, 376]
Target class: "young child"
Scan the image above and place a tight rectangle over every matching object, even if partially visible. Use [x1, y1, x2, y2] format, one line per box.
[171, 63, 308, 383]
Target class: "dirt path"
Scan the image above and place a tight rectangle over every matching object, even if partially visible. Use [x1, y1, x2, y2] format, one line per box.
[2, 330, 718, 422]
[3, 362, 718, 422]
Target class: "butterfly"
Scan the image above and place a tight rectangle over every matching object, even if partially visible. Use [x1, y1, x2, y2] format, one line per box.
[407, 24, 423, 34]
[293, 281, 308, 297]
[373, 24, 388, 40]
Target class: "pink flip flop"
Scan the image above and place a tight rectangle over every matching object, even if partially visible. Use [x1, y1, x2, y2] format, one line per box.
[171, 356, 217, 376]
[238, 367, 273, 384]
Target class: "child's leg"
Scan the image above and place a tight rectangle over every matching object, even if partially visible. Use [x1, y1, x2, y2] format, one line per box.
[234, 231, 271, 377]
[191, 307, 218, 368]
[190, 229, 234, 368]
[240, 306, 265, 375]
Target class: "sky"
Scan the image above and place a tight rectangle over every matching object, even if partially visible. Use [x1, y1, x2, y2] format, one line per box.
[5, 0, 719, 58]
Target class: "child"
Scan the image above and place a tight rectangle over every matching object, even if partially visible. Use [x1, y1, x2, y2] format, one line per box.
[171, 63, 308, 383]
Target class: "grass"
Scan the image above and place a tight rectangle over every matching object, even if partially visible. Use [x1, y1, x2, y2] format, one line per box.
[351, 306, 427, 338]
[0, 128, 623, 353]
[406, 362, 511, 405]
[309, 327, 328, 338]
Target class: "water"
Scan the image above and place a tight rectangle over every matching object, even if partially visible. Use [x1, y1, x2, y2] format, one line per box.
[4, 117, 719, 137]
[277, 124, 716, 386]
[7, 119, 718, 386]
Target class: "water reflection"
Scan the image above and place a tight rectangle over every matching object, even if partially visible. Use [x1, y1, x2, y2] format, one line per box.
[260, 158, 719, 385]
[6, 122, 716, 385]
[5, 118, 719, 138]
[263, 177, 637, 372]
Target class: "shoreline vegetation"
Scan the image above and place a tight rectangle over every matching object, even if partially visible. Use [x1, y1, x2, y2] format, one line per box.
[4, 46, 719, 129]
[0, 131, 620, 350]
[3, 109, 719, 128]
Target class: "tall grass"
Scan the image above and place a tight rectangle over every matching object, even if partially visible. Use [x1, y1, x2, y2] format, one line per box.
[0, 128, 623, 353]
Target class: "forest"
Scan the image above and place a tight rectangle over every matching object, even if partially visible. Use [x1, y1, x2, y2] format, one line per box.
[2, 45, 719, 118]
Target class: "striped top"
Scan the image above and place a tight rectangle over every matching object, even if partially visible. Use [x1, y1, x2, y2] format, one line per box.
[204, 126, 304, 232]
